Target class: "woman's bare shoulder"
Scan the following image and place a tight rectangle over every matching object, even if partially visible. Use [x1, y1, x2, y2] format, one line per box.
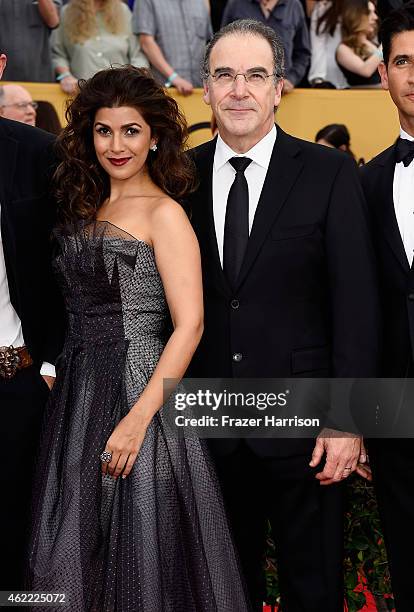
[150, 196, 188, 224]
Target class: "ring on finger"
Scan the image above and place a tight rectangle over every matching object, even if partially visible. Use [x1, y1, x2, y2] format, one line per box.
[100, 450, 113, 463]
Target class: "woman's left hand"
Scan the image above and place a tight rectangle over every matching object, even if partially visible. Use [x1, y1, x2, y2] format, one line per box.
[101, 412, 148, 479]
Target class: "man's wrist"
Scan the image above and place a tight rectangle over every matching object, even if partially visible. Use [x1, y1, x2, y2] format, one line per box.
[56, 71, 72, 82]
[165, 71, 178, 88]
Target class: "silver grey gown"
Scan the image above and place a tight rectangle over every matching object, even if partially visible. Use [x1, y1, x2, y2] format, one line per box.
[28, 221, 250, 612]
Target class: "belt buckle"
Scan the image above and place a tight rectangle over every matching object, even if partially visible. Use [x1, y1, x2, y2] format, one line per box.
[0, 346, 21, 380]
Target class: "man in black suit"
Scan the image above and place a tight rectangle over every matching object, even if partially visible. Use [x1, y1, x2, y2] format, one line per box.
[0, 52, 64, 589]
[188, 19, 380, 612]
[360, 6, 414, 610]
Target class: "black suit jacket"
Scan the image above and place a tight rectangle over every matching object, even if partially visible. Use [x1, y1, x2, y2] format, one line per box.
[360, 143, 414, 439]
[0, 118, 64, 367]
[360, 143, 414, 377]
[188, 127, 380, 456]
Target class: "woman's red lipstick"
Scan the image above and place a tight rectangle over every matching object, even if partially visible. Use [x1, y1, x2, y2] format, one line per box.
[108, 157, 131, 166]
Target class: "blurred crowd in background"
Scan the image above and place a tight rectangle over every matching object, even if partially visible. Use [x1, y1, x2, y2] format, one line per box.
[0, 0, 407, 148]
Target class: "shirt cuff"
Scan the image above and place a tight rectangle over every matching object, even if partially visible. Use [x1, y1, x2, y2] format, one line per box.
[40, 362, 56, 378]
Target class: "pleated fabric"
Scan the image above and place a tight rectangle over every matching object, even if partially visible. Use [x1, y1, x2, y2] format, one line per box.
[28, 221, 250, 612]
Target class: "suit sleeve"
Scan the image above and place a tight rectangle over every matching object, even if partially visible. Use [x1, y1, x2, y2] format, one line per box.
[326, 156, 381, 377]
[37, 138, 66, 366]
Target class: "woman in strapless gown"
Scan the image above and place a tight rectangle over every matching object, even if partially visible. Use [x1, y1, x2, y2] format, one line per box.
[28, 66, 250, 612]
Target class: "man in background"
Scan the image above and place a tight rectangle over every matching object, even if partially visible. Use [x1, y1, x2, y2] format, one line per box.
[0, 0, 61, 82]
[0, 84, 37, 127]
[221, 0, 310, 92]
[132, 0, 212, 95]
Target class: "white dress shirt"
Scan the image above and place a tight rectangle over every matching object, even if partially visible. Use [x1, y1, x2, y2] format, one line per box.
[0, 204, 55, 377]
[394, 128, 414, 267]
[213, 125, 277, 266]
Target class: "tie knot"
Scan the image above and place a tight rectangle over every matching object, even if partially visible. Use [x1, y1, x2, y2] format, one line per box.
[229, 156, 252, 174]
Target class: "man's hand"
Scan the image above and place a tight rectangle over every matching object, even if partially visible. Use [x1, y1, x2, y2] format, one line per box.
[42, 375, 55, 390]
[171, 75, 193, 96]
[355, 439, 372, 481]
[309, 428, 362, 485]
[60, 75, 78, 95]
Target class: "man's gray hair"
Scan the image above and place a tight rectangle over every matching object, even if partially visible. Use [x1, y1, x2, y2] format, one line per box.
[0, 86, 5, 106]
[202, 19, 285, 83]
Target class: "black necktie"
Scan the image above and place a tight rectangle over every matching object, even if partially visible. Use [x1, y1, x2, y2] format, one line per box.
[395, 137, 414, 167]
[223, 156, 252, 289]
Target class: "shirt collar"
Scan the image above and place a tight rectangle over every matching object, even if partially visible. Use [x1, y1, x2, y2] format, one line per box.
[214, 125, 277, 172]
[400, 127, 414, 142]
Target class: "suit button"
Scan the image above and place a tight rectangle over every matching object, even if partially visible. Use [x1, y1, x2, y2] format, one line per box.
[408, 293, 414, 301]
[230, 299, 240, 309]
[233, 352, 243, 362]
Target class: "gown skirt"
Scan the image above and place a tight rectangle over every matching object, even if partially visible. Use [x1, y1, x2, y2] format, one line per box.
[28, 221, 250, 612]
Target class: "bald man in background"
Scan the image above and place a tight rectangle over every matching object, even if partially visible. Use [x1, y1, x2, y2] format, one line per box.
[0, 84, 37, 127]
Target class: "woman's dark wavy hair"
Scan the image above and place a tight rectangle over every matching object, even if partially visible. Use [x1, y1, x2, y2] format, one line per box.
[54, 66, 196, 223]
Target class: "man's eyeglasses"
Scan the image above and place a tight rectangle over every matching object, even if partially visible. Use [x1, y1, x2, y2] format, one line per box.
[208, 69, 281, 87]
[0, 101, 38, 110]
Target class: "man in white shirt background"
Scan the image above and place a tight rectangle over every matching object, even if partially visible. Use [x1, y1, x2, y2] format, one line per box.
[0, 52, 64, 590]
[360, 5, 414, 610]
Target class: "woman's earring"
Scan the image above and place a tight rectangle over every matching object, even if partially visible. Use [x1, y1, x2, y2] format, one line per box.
[150, 144, 158, 152]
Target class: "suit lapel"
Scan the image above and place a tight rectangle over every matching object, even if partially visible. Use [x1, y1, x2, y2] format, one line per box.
[375, 144, 410, 273]
[236, 127, 304, 290]
[195, 140, 232, 297]
[0, 119, 18, 206]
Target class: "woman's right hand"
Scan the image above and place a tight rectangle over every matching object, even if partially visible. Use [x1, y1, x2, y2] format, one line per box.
[60, 75, 78, 95]
[101, 411, 150, 480]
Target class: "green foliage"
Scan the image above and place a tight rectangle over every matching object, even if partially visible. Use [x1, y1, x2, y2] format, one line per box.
[265, 532, 280, 606]
[265, 479, 394, 611]
[344, 479, 393, 612]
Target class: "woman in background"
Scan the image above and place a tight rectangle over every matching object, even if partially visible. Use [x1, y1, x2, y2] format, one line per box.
[28, 66, 249, 611]
[308, 0, 349, 88]
[52, 0, 148, 95]
[316, 123, 355, 156]
[336, 0, 381, 87]
[316, 123, 365, 164]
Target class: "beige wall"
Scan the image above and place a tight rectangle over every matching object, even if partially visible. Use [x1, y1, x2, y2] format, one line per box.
[5, 83, 399, 162]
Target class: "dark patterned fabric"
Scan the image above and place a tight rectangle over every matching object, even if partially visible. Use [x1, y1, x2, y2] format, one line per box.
[28, 221, 249, 612]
